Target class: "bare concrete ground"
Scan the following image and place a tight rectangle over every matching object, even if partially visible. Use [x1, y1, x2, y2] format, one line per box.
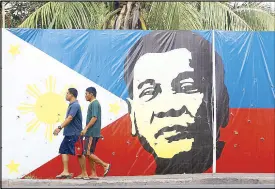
[2, 174, 275, 188]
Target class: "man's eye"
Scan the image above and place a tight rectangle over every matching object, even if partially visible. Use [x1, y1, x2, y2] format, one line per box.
[139, 88, 154, 98]
[180, 83, 198, 94]
[139, 85, 162, 101]
[181, 82, 192, 88]
[143, 90, 154, 95]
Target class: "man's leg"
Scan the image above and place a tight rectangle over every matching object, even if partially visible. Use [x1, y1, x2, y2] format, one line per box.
[57, 136, 72, 178]
[61, 154, 70, 175]
[83, 136, 110, 177]
[88, 159, 98, 178]
[75, 155, 88, 178]
[85, 137, 110, 177]
[88, 154, 111, 177]
[72, 136, 88, 179]
[88, 154, 108, 169]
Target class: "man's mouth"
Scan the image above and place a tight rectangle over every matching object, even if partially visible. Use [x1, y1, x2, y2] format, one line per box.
[154, 125, 194, 143]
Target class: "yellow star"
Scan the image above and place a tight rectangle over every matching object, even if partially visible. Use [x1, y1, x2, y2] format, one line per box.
[109, 102, 120, 115]
[6, 160, 20, 174]
[9, 45, 20, 57]
[80, 105, 85, 112]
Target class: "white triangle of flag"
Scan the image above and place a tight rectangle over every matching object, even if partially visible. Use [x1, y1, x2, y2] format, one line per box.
[2, 29, 128, 179]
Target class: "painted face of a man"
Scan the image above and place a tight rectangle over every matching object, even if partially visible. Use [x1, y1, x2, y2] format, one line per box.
[128, 48, 204, 159]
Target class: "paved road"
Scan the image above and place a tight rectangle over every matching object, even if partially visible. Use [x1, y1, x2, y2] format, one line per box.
[2, 174, 274, 188]
[2, 183, 275, 188]
[94, 184, 274, 188]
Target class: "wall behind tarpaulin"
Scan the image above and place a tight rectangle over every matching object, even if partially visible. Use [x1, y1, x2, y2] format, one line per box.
[2, 28, 274, 179]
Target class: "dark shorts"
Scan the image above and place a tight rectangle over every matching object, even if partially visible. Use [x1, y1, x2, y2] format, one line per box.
[59, 135, 79, 155]
[83, 136, 99, 156]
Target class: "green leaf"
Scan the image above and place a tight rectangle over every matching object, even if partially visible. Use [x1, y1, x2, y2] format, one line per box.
[145, 2, 202, 30]
[19, 2, 109, 29]
[19, 2, 274, 31]
[234, 8, 275, 31]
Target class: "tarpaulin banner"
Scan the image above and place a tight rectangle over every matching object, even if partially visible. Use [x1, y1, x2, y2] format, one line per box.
[2, 29, 274, 179]
[214, 31, 275, 173]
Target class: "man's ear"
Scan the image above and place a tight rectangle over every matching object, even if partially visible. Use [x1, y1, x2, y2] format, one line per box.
[126, 98, 137, 136]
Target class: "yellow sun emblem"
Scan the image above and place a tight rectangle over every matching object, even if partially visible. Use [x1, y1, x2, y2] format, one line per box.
[18, 76, 74, 142]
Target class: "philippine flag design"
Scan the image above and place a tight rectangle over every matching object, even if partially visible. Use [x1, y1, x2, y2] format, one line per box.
[2, 29, 274, 179]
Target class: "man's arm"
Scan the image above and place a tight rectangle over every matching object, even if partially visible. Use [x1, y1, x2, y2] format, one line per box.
[60, 115, 73, 129]
[83, 102, 99, 131]
[58, 104, 79, 129]
[84, 116, 97, 130]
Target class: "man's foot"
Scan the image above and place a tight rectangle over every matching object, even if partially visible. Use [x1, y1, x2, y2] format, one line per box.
[74, 175, 83, 179]
[89, 175, 100, 180]
[103, 164, 111, 177]
[56, 173, 73, 179]
[82, 175, 90, 180]
[74, 173, 89, 179]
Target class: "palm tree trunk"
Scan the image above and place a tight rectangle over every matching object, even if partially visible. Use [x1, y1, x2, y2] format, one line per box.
[113, 2, 144, 30]
[115, 4, 126, 29]
[102, 8, 121, 29]
[123, 2, 133, 29]
[132, 2, 140, 29]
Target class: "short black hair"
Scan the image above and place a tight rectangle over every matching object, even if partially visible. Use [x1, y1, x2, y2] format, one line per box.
[68, 88, 78, 98]
[86, 87, 97, 97]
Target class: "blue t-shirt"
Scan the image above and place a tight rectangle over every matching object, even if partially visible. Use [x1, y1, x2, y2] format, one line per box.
[63, 100, 83, 136]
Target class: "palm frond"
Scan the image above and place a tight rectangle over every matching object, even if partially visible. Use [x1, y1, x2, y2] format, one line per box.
[19, 2, 109, 29]
[19, 2, 274, 31]
[200, 2, 252, 31]
[234, 8, 275, 31]
[145, 2, 202, 30]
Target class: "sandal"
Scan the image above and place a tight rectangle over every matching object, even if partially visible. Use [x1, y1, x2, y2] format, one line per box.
[89, 176, 100, 180]
[73, 175, 83, 179]
[83, 176, 91, 180]
[56, 173, 73, 179]
[103, 164, 111, 177]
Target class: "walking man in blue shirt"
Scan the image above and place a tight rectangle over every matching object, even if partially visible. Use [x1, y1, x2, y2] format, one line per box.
[53, 88, 88, 179]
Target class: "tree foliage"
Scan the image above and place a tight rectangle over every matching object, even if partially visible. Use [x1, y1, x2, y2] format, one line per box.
[3, 2, 46, 28]
[9, 2, 275, 31]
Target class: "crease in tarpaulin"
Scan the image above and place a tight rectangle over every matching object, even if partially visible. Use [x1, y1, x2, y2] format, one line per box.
[256, 32, 275, 99]
[234, 32, 253, 119]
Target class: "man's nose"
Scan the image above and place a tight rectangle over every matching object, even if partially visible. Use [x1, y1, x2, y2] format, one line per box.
[155, 90, 186, 114]
[150, 93, 187, 124]
[154, 106, 185, 119]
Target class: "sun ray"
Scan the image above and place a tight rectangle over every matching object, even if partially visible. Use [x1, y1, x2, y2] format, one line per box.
[46, 76, 56, 93]
[26, 118, 40, 132]
[45, 124, 53, 142]
[46, 77, 50, 92]
[60, 84, 76, 96]
[33, 122, 40, 133]
[49, 124, 53, 142]
[45, 125, 49, 138]
[20, 76, 69, 142]
[27, 84, 42, 99]
[26, 118, 37, 128]
[52, 78, 56, 93]
[17, 103, 35, 114]
[60, 85, 68, 96]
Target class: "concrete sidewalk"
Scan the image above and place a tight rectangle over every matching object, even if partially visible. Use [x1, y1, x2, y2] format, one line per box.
[2, 174, 275, 188]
